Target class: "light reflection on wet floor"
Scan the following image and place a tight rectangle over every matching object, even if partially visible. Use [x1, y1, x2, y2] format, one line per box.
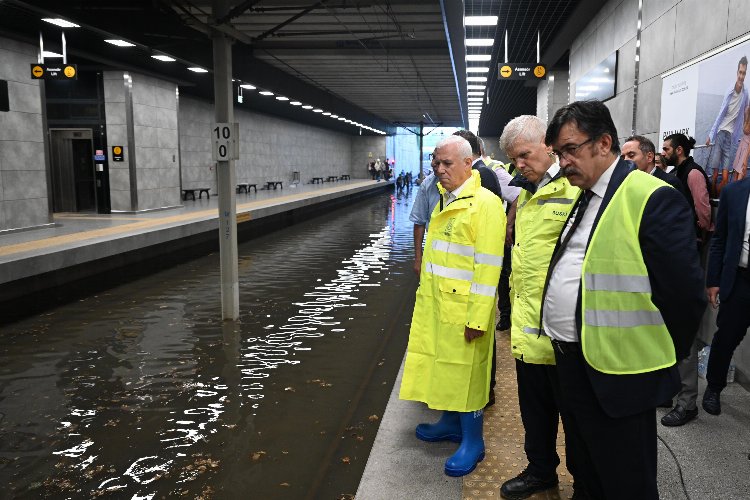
[0, 187, 418, 498]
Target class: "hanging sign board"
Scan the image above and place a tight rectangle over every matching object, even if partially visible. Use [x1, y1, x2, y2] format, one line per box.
[30, 64, 77, 80]
[498, 63, 546, 80]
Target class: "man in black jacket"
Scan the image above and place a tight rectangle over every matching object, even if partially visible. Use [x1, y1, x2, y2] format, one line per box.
[542, 101, 706, 499]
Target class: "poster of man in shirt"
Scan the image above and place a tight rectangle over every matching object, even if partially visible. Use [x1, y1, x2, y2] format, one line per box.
[660, 38, 750, 195]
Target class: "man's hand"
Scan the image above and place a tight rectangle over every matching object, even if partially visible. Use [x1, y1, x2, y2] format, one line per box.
[464, 327, 484, 342]
[505, 224, 514, 247]
[707, 286, 720, 308]
[413, 257, 421, 278]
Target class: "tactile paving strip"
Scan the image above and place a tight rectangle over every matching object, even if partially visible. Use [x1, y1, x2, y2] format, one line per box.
[462, 330, 574, 499]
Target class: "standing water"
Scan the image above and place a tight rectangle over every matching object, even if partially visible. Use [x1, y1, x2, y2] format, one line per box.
[0, 189, 419, 499]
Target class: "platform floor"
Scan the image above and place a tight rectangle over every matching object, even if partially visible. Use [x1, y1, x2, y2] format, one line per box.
[358, 330, 750, 500]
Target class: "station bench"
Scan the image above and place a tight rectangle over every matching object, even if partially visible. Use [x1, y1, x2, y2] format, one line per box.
[237, 183, 258, 194]
[182, 188, 210, 200]
[311, 177, 323, 184]
[264, 181, 283, 190]
[326, 175, 338, 182]
[340, 174, 351, 180]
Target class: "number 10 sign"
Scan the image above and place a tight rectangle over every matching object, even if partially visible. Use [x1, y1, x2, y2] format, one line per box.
[211, 123, 240, 161]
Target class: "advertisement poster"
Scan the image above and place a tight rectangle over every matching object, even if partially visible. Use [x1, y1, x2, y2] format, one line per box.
[660, 37, 750, 183]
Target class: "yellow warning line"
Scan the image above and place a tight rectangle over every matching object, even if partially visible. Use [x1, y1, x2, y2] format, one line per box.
[0, 181, 375, 258]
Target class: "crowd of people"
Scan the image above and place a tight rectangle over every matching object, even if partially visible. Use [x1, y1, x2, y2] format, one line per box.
[399, 100, 750, 499]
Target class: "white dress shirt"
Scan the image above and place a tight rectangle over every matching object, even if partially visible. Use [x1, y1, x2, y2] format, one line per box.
[537, 163, 561, 190]
[542, 158, 618, 342]
[444, 175, 471, 206]
[741, 192, 750, 268]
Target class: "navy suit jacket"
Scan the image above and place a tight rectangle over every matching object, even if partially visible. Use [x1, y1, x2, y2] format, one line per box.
[472, 158, 503, 199]
[545, 158, 706, 418]
[707, 177, 750, 300]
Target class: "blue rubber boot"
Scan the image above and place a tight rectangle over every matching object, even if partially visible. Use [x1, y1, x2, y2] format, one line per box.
[444, 410, 485, 477]
[416, 411, 461, 443]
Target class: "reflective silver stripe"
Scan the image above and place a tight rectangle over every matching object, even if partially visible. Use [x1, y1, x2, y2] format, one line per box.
[585, 309, 665, 328]
[522, 326, 539, 335]
[585, 273, 652, 293]
[474, 252, 503, 266]
[432, 239, 474, 258]
[537, 197, 575, 205]
[470, 282, 496, 297]
[424, 262, 473, 281]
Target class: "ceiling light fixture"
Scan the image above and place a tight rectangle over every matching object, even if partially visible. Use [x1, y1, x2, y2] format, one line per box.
[465, 16, 498, 26]
[467, 85, 485, 90]
[302, 105, 313, 110]
[188, 67, 208, 73]
[313, 108, 323, 113]
[467, 76, 488, 82]
[275, 96, 289, 101]
[290, 101, 302, 106]
[105, 39, 135, 47]
[465, 39, 494, 47]
[466, 67, 489, 73]
[42, 18, 79, 28]
[152, 55, 176, 62]
[240, 84, 256, 90]
[42, 51, 63, 58]
[259, 91, 274, 96]
[330, 114, 339, 118]
[466, 54, 491, 62]
[322, 112, 332, 116]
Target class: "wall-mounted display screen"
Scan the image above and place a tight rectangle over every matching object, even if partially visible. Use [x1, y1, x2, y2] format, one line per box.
[574, 52, 618, 102]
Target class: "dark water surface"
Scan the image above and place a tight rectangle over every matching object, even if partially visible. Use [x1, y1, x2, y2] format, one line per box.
[0, 189, 418, 499]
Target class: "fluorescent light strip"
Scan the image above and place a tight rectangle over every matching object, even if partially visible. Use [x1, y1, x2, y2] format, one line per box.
[467, 91, 484, 96]
[105, 39, 135, 47]
[466, 39, 494, 47]
[259, 91, 274, 96]
[42, 18, 79, 28]
[313, 108, 323, 113]
[330, 114, 339, 118]
[275, 96, 289, 101]
[465, 16, 498, 26]
[466, 54, 491, 62]
[322, 112, 332, 116]
[240, 84, 256, 89]
[152, 55, 175, 62]
[188, 67, 208, 73]
[467, 85, 485, 90]
[467, 76, 488, 82]
[42, 51, 63, 58]
[302, 105, 314, 110]
[467, 67, 489, 73]
[290, 101, 302, 106]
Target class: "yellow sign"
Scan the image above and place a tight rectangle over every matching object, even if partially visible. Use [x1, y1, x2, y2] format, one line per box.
[500, 65, 512, 78]
[113, 146, 122, 155]
[64, 65, 76, 78]
[32, 65, 44, 78]
[534, 65, 546, 78]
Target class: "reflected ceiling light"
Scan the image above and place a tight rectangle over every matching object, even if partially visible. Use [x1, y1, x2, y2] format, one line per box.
[466, 54, 491, 61]
[188, 67, 208, 73]
[152, 54, 176, 62]
[467, 76, 488, 82]
[240, 84, 256, 89]
[466, 39, 494, 47]
[465, 16, 498, 26]
[42, 18, 79, 28]
[42, 51, 63, 58]
[467, 67, 489, 73]
[322, 112, 332, 116]
[290, 101, 302, 105]
[275, 96, 289, 101]
[313, 108, 324, 112]
[105, 39, 135, 47]
[259, 90, 274, 96]
[302, 105, 314, 109]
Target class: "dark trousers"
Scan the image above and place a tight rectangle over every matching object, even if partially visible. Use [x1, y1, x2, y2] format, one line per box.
[515, 360, 561, 478]
[553, 345, 658, 500]
[498, 245, 512, 323]
[707, 268, 750, 391]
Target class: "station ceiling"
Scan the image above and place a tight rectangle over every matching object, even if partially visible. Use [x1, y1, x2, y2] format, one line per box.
[0, 0, 600, 137]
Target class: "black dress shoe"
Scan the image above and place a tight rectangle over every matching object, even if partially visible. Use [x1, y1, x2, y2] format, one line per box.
[660, 405, 698, 426]
[500, 469, 558, 499]
[702, 387, 722, 415]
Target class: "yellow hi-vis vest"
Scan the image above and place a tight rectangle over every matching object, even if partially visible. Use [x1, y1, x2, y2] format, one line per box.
[399, 171, 506, 411]
[581, 171, 676, 374]
[511, 175, 580, 364]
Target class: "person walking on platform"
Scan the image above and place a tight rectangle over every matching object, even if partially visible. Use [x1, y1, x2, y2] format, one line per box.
[410, 150, 441, 277]
[703, 176, 750, 415]
[543, 101, 706, 499]
[399, 135, 505, 477]
[497, 115, 581, 500]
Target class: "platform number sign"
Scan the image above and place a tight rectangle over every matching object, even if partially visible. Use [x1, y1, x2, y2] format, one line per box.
[211, 122, 239, 161]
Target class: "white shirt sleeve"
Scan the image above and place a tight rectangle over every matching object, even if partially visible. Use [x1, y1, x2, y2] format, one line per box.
[494, 167, 521, 203]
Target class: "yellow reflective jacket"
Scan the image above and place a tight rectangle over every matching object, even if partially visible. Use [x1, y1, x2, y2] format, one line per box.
[581, 171, 676, 374]
[400, 171, 506, 412]
[511, 173, 580, 364]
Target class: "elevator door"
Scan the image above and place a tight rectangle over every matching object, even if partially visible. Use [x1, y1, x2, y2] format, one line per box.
[50, 129, 96, 212]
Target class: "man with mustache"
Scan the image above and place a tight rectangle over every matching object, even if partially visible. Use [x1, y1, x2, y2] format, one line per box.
[541, 101, 706, 499]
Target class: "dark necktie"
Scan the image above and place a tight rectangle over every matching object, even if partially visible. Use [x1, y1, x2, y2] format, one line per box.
[549, 190, 594, 271]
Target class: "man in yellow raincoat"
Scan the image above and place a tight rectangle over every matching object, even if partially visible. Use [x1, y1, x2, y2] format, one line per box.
[399, 135, 506, 477]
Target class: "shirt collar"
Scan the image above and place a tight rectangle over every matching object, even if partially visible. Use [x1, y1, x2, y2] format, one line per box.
[537, 163, 560, 189]
[471, 157, 482, 167]
[449, 175, 473, 199]
[590, 157, 618, 199]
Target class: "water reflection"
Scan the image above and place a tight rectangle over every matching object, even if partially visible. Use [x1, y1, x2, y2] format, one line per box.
[0, 189, 418, 498]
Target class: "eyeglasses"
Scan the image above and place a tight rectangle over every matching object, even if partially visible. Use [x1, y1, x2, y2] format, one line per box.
[553, 138, 595, 160]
